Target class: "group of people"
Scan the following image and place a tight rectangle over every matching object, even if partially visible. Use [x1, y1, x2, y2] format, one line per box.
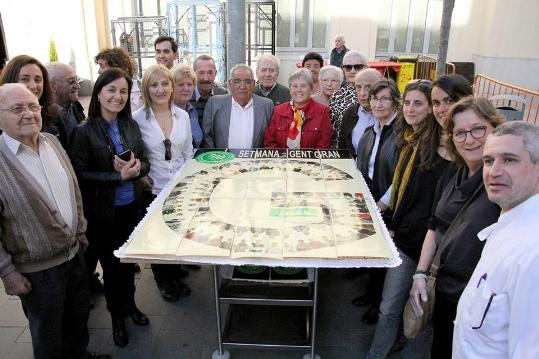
[0, 33, 537, 359]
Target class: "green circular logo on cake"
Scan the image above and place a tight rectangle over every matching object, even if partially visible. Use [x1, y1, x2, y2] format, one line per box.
[195, 151, 236, 164]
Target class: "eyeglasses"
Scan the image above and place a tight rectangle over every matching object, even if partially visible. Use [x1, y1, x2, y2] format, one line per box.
[0, 104, 42, 115]
[231, 79, 254, 85]
[67, 77, 81, 87]
[452, 126, 487, 143]
[163, 138, 172, 161]
[343, 64, 367, 72]
[369, 96, 393, 104]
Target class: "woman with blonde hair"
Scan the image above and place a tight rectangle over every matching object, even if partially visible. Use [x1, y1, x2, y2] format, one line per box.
[171, 64, 203, 148]
[132, 64, 193, 303]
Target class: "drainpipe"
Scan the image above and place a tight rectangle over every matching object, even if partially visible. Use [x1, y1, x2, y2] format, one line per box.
[226, 0, 246, 79]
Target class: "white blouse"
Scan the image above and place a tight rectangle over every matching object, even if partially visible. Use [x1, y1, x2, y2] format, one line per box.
[133, 105, 193, 195]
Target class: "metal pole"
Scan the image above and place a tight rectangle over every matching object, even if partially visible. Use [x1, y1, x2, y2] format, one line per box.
[226, 0, 246, 76]
[310, 268, 319, 359]
[213, 265, 224, 355]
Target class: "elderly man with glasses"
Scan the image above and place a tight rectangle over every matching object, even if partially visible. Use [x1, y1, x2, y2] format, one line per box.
[45, 62, 85, 148]
[0, 83, 109, 359]
[328, 51, 368, 148]
[201, 64, 274, 149]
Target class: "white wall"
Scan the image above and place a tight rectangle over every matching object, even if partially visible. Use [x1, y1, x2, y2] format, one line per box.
[447, 0, 539, 90]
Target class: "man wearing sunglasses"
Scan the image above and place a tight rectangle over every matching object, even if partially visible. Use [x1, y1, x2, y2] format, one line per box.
[328, 51, 368, 148]
[201, 64, 273, 149]
[46, 62, 85, 148]
[453, 121, 539, 359]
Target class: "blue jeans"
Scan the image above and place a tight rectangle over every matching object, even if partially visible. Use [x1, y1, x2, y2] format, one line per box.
[364, 249, 430, 359]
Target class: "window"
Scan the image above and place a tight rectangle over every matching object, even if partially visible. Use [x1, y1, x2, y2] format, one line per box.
[376, 0, 443, 55]
[277, 0, 328, 50]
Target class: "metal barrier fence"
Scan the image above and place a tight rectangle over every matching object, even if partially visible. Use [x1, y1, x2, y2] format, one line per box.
[474, 74, 539, 124]
[414, 54, 455, 81]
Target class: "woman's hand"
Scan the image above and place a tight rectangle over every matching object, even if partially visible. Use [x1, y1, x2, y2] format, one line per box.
[140, 176, 154, 189]
[377, 201, 388, 212]
[410, 275, 428, 317]
[120, 158, 141, 181]
[113, 151, 134, 172]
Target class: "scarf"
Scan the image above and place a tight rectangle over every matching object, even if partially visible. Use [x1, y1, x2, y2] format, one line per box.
[389, 127, 419, 213]
[287, 99, 309, 149]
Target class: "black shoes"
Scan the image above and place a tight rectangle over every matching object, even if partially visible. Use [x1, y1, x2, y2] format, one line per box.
[361, 305, 379, 325]
[157, 280, 191, 302]
[158, 281, 181, 302]
[112, 317, 128, 347]
[126, 303, 149, 326]
[352, 293, 372, 307]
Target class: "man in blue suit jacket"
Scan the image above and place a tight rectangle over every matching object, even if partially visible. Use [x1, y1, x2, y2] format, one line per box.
[202, 64, 274, 149]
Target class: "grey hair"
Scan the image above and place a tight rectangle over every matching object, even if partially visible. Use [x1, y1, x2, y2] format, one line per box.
[319, 65, 344, 84]
[343, 51, 367, 66]
[335, 35, 345, 42]
[44, 62, 73, 83]
[256, 54, 280, 74]
[288, 68, 313, 89]
[490, 121, 539, 163]
[229, 64, 254, 80]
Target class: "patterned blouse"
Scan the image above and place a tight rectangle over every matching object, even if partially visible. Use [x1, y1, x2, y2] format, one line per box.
[329, 85, 358, 149]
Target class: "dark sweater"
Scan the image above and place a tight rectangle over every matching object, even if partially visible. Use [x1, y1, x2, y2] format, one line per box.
[253, 82, 291, 106]
[431, 164, 501, 302]
[388, 152, 449, 261]
[189, 85, 228, 127]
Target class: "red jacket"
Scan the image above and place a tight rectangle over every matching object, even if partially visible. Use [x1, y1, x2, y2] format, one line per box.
[264, 99, 333, 149]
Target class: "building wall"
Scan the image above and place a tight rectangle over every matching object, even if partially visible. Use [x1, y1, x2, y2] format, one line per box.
[447, 0, 539, 90]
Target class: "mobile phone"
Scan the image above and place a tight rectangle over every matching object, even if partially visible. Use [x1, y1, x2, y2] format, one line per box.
[117, 149, 132, 161]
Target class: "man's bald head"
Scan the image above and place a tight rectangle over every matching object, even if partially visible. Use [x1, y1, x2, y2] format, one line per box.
[0, 83, 38, 107]
[354, 68, 382, 108]
[45, 62, 80, 107]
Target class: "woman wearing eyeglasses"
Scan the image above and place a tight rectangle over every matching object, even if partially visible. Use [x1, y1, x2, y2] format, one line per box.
[69, 68, 150, 347]
[0, 55, 66, 146]
[328, 51, 368, 148]
[352, 78, 401, 325]
[409, 97, 504, 359]
[132, 64, 193, 304]
[264, 68, 332, 149]
[363, 80, 449, 359]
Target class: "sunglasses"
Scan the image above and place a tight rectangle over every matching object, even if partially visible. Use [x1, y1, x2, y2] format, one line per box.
[343, 64, 367, 72]
[163, 138, 171, 161]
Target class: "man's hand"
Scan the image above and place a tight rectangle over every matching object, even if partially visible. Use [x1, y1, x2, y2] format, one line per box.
[2, 271, 31, 296]
[410, 276, 428, 317]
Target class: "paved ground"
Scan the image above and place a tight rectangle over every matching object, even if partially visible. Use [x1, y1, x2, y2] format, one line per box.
[0, 265, 409, 359]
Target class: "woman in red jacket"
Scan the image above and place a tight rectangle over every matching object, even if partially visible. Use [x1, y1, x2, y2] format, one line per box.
[264, 68, 333, 149]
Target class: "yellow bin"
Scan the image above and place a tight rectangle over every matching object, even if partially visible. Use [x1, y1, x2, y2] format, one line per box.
[397, 56, 416, 93]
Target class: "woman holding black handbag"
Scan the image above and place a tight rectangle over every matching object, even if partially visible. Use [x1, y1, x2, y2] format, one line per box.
[408, 97, 505, 358]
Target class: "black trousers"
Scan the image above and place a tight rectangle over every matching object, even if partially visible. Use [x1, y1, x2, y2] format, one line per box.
[366, 268, 386, 306]
[90, 202, 141, 317]
[431, 290, 458, 359]
[20, 253, 90, 359]
[143, 191, 183, 284]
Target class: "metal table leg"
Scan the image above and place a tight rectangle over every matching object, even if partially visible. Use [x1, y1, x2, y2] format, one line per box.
[308, 268, 321, 359]
[212, 265, 230, 359]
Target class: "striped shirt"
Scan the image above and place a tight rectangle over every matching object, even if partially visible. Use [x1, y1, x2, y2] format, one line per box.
[3, 133, 74, 230]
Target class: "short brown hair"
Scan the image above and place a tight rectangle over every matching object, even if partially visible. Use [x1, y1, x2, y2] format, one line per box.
[94, 47, 136, 78]
[444, 96, 506, 164]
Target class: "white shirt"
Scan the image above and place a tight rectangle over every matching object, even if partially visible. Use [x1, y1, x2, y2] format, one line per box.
[228, 97, 254, 149]
[352, 105, 377, 154]
[3, 133, 74, 230]
[133, 105, 193, 195]
[453, 193, 539, 359]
